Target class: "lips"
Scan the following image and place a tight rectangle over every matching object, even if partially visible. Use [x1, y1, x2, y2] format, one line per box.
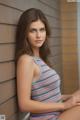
[35, 40, 43, 42]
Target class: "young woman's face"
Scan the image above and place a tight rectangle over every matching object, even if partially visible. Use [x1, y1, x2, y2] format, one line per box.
[27, 19, 46, 49]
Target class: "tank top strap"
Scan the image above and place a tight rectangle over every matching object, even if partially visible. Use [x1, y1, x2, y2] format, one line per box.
[32, 56, 41, 64]
[32, 56, 43, 77]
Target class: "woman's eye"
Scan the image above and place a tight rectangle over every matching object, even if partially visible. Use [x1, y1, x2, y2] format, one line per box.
[40, 28, 46, 32]
[30, 29, 36, 33]
[29, 28, 46, 33]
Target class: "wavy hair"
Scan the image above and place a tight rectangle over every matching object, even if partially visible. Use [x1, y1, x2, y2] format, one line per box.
[15, 8, 51, 64]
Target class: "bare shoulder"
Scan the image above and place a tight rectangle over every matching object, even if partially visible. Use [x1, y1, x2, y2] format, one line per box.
[17, 54, 33, 66]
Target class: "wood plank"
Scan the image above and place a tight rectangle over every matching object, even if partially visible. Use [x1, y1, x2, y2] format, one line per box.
[61, 7, 77, 13]
[62, 29, 77, 35]
[0, 97, 18, 119]
[61, 0, 77, 11]
[48, 38, 61, 46]
[63, 54, 78, 62]
[61, 20, 77, 27]
[61, 12, 76, 20]
[62, 45, 77, 54]
[0, 79, 16, 104]
[53, 64, 62, 77]
[0, 44, 15, 62]
[0, 25, 16, 43]
[61, 37, 77, 45]
[49, 55, 62, 66]
[8, 112, 19, 120]
[61, 0, 78, 94]
[0, 0, 59, 18]
[47, 16, 61, 28]
[51, 29, 61, 37]
[39, 0, 60, 10]
[62, 63, 78, 93]
[0, 62, 15, 82]
[50, 46, 61, 56]
[0, 5, 21, 24]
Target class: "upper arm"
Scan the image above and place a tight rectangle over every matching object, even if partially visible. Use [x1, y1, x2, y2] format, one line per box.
[16, 55, 34, 106]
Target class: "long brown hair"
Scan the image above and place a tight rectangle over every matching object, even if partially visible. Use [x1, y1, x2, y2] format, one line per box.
[15, 8, 51, 64]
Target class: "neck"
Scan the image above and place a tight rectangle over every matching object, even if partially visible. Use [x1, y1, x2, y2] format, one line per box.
[32, 47, 40, 57]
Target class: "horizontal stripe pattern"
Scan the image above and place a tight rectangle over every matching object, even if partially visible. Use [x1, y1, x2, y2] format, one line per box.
[32, 80, 60, 94]
[30, 114, 58, 120]
[32, 73, 60, 87]
[31, 57, 62, 119]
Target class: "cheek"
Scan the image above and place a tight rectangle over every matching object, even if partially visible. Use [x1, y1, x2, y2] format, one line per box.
[27, 34, 34, 41]
[27, 34, 37, 46]
[42, 32, 46, 39]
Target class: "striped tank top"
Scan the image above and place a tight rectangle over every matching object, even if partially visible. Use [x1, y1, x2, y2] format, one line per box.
[30, 57, 62, 120]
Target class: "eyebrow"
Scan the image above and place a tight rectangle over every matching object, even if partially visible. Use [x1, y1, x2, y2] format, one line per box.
[30, 27, 45, 30]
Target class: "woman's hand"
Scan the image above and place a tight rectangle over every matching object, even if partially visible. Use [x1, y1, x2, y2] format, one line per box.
[63, 91, 80, 110]
[72, 90, 80, 103]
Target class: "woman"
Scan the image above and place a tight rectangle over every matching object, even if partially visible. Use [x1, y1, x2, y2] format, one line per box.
[15, 8, 80, 120]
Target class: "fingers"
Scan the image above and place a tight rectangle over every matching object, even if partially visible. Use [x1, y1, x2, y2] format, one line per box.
[72, 95, 80, 104]
[76, 102, 80, 106]
[72, 91, 80, 102]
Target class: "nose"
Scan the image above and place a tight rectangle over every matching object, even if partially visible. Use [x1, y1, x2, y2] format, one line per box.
[36, 31, 41, 38]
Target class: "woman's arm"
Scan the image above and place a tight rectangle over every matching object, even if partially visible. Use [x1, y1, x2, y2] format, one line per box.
[21, 99, 64, 113]
[17, 55, 80, 114]
[17, 55, 64, 113]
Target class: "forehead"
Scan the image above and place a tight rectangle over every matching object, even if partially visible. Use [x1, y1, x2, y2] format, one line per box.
[29, 19, 45, 29]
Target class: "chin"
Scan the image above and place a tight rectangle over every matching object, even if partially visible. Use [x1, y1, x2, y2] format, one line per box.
[36, 44, 44, 47]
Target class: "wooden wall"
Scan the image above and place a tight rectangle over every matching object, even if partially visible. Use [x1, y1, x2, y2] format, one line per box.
[60, 0, 79, 93]
[0, 0, 62, 120]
